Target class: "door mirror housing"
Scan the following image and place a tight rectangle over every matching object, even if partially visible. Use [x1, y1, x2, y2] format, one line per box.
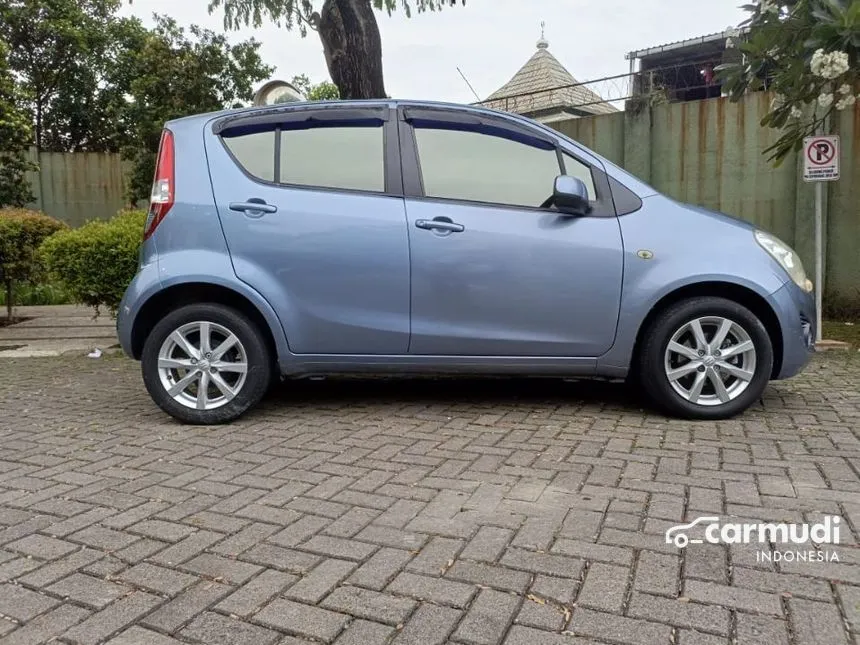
[553, 175, 592, 216]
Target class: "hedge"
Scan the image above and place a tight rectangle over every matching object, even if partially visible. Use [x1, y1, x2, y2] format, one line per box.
[0, 208, 67, 319]
[40, 209, 146, 316]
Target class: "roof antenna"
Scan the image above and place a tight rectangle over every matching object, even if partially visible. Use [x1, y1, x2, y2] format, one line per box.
[457, 66, 481, 102]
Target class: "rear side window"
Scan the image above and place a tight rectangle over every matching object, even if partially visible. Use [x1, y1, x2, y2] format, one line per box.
[280, 126, 384, 193]
[223, 131, 275, 182]
[220, 120, 385, 193]
[414, 127, 561, 208]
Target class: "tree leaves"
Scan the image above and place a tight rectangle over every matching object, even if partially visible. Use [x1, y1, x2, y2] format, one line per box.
[718, 0, 858, 165]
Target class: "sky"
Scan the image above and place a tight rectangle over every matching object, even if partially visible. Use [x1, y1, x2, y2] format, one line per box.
[120, 0, 749, 104]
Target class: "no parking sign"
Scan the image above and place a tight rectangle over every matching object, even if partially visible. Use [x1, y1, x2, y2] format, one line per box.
[803, 136, 840, 182]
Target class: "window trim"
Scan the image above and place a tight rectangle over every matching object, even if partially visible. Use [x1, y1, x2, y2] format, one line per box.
[398, 106, 617, 217]
[215, 106, 403, 198]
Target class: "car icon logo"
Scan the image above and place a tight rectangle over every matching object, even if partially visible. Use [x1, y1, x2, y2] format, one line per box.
[665, 516, 720, 548]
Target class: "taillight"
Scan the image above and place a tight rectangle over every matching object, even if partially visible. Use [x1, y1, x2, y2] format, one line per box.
[144, 129, 175, 240]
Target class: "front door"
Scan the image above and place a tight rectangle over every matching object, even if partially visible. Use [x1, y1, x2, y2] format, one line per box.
[401, 109, 624, 357]
[205, 106, 410, 355]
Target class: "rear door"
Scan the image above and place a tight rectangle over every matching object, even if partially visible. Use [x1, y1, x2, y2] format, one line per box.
[205, 105, 411, 355]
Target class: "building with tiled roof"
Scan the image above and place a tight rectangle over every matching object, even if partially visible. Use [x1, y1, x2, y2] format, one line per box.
[479, 27, 617, 123]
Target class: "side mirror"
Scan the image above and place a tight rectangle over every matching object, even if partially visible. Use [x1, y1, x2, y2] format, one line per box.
[552, 175, 592, 216]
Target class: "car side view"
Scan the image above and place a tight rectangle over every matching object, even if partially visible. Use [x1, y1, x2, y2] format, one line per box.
[116, 100, 816, 425]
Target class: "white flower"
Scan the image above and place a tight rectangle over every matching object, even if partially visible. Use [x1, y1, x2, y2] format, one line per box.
[760, 0, 779, 14]
[811, 49, 851, 80]
[790, 106, 803, 119]
[839, 84, 852, 95]
[818, 93, 834, 109]
[836, 95, 856, 111]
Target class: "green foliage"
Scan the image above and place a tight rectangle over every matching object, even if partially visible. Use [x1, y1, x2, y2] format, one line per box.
[291, 74, 340, 100]
[719, 0, 859, 165]
[0, 208, 67, 319]
[210, 0, 464, 33]
[0, 39, 36, 208]
[0, 281, 71, 307]
[0, 0, 142, 152]
[120, 16, 273, 201]
[39, 209, 146, 316]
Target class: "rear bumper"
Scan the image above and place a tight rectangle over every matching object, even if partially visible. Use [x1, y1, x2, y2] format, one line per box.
[768, 281, 816, 380]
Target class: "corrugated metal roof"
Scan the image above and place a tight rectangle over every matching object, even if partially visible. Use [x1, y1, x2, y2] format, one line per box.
[625, 27, 748, 60]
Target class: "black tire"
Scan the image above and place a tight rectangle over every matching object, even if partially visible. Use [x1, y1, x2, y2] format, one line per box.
[637, 297, 773, 420]
[141, 303, 272, 424]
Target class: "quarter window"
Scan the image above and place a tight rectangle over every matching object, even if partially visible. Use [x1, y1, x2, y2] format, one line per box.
[413, 127, 562, 208]
[223, 131, 276, 182]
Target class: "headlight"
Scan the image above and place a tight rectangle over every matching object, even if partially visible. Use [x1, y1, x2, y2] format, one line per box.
[755, 231, 813, 293]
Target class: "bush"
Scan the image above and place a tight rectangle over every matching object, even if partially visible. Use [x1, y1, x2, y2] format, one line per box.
[0, 208, 67, 320]
[40, 209, 146, 316]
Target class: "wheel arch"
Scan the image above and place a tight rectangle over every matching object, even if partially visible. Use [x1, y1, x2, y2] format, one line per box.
[630, 281, 784, 379]
[130, 282, 283, 365]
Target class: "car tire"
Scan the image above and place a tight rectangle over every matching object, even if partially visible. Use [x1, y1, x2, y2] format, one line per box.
[141, 303, 272, 424]
[637, 297, 773, 420]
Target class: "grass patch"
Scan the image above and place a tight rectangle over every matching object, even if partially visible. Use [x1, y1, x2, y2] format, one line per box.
[823, 320, 860, 347]
[0, 282, 72, 307]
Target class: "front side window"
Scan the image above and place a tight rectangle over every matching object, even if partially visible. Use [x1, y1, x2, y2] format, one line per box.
[280, 125, 384, 193]
[562, 152, 597, 201]
[413, 127, 562, 208]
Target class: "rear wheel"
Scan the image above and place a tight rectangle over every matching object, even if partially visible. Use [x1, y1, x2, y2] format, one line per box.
[141, 303, 272, 424]
[637, 297, 773, 419]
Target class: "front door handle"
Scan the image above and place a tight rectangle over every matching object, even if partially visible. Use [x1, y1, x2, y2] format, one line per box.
[229, 200, 278, 216]
[415, 218, 465, 233]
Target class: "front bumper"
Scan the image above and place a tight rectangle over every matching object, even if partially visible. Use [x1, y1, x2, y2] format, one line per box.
[768, 280, 816, 380]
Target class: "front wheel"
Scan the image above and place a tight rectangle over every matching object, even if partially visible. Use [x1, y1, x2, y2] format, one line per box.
[141, 303, 272, 424]
[637, 297, 773, 420]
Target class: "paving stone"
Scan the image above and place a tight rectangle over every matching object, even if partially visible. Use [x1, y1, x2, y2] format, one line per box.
[0, 603, 89, 645]
[684, 580, 782, 616]
[62, 591, 161, 645]
[117, 562, 198, 596]
[322, 585, 417, 626]
[254, 598, 350, 643]
[393, 603, 461, 645]
[387, 571, 476, 608]
[406, 536, 463, 575]
[285, 558, 356, 603]
[7, 534, 77, 560]
[48, 573, 130, 609]
[128, 519, 195, 543]
[515, 597, 565, 631]
[180, 611, 281, 645]
[627, 592, 730, 635]
[105, 626, 186, 645]
[182, 553, 262, 584]
[333, 619, 394, 645]
[0, 582, 59, 621]
[142, 580, 230, 632]
[446, 560, 530, 593]
[348, 547, 414, 590]
[453, 588, 519, 645]
[216, 569, 299, 617]
[789, 598, 850, 645]
[735, 613, 790, 645]
[576, 563, 628, 613]
[568, 607, 672, 645]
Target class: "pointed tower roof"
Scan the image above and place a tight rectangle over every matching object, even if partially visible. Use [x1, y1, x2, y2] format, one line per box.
[480, 27, 616, 118]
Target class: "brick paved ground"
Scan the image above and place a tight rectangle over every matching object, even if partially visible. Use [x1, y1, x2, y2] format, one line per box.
[0, 353, 859, 645]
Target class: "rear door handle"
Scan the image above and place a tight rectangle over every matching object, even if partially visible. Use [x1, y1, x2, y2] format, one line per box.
[229, 200, 278, 215]
[415, 218, 465, 233]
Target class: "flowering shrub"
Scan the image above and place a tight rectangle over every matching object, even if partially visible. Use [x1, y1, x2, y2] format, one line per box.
[719, 0, 858, 164]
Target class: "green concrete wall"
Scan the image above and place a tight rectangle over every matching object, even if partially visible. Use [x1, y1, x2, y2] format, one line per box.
[553, 93, 860, 314]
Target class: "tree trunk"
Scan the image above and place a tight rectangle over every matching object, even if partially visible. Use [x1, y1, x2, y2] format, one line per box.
[318, 0, 386, 100]
[4, 279, 12, 322]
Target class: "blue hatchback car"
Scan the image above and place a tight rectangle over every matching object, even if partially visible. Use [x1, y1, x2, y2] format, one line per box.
[117, 100, 815, 424]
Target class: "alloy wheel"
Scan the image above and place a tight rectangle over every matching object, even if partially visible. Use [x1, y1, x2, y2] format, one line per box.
[663, 316, 757, 407]
[157, 321, 248, 411]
